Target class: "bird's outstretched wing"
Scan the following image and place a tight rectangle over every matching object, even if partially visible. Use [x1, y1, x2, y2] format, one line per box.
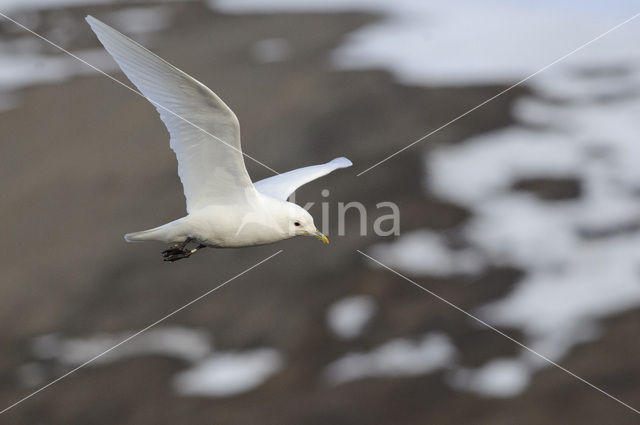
[86, 16, 256, 213]
[254, 157, 352, 201]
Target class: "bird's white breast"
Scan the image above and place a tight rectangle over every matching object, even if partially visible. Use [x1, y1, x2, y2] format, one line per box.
[182, 195, 293, 247]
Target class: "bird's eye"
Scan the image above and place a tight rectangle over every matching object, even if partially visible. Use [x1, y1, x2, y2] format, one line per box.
[294, 221, 301, 227]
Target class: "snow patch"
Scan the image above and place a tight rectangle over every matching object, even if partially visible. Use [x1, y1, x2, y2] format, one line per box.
[369, 229, 484, 276]
[325, 332, 456, 384]
[32, 326, 211, 365]
[28, 327, 286, 397]
[173, 349, 283, 397]
[326, 295, 376, 339]
[0, 47, 118, 110]
[450, 358, 531, 398]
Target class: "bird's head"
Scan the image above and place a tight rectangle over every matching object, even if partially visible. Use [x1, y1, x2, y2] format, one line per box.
[286, 203, 329, 244]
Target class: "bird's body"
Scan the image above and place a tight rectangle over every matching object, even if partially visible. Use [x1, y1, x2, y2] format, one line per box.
[126, 192, 307, 247]
[86, 16, 351, 260]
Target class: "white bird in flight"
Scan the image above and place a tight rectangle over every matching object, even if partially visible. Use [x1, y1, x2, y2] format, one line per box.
[86, 16, 352, 261]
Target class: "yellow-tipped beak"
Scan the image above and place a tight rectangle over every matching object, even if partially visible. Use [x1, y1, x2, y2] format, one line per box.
[313, 231, 329, 244]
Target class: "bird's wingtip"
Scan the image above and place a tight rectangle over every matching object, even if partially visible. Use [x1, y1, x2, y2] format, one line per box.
[85, 15, 106, 29]
[331, 157, 353, 168]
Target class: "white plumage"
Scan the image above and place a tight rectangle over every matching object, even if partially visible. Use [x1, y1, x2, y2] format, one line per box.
[254, 157, 353, 201]
[86, 16, 351, 260]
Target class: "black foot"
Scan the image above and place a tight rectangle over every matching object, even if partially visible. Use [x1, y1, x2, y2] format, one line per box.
[163, 250, 193, 262]
[162, 241, 206, 262]
[162, 246, 185, 257]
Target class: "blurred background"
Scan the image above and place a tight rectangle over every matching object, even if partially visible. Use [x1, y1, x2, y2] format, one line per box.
[1, 0, 640, 423]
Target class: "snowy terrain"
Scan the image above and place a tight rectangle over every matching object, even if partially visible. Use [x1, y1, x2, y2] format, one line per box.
[211, 0, 640, 397]
[21, 327, 283, 398]
[2, 0, 639, 402]
[0, 4, 171, 110]
[213, 0, 640, 85]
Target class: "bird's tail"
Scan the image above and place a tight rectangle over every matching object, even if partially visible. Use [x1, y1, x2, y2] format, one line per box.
[124, 220, 184, 243]
[124, 228, 160, 242]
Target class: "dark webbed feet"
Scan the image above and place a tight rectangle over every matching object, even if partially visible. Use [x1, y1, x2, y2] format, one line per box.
[162, 239, 207, 262]
[162, 249, 192, 262]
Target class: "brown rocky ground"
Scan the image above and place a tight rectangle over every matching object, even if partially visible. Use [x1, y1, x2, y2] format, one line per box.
[1, 2, 639, 424]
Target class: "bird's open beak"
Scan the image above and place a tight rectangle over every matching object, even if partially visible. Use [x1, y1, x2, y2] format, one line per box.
[312, 230, 329, 244]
